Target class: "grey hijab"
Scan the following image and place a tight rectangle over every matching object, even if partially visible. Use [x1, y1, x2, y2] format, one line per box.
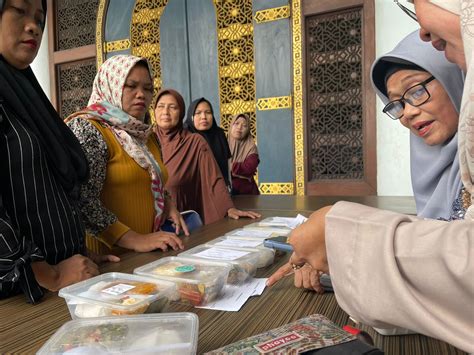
[371, 31, 464, 219]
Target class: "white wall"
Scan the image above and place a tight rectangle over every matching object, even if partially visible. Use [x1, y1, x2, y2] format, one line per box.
[375, 0, 419, 196]
[31, 20, 51, 100]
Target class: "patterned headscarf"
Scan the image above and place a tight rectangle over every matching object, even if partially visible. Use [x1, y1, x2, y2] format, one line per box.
[66, 55, 165, 230]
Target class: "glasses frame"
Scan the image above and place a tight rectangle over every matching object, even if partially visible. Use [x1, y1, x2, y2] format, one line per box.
[393, 0, 418, 22]
[383, 76, 436, 120]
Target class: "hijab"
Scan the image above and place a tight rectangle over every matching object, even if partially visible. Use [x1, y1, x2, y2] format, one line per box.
[185, 98, 232, 186]
[228, 113, 258, 164]
[66, 55, 166, 230]
[154, 88, 186, 140]
[371, 30, 464, 219]
[441, 0, 474, 219]
[0, 0, 88, 199]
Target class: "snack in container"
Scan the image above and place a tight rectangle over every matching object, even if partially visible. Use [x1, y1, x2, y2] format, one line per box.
[178, 245, 260, 284]
[58, 272, 176, 319]
[204, 237, 275, 268]
[134, 256, 231, 306]
[37, 313, 199, 355]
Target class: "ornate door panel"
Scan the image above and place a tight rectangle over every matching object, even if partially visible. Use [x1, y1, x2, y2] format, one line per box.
[96, 0, 295, 194]
[302, 0, 376, 195]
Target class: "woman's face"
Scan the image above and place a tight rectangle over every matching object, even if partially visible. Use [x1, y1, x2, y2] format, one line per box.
[0, 0, 45, 69]
[193, 101, 213, 131]
[414, 0, 466, 70]
[121, 63, 153, 121]
[230, 116, 249, 140]
[386, 69, 458, 146]
[155, 94, 180, 130]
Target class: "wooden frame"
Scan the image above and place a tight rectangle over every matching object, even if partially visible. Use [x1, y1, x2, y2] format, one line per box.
[47, 0, 96, 112]
[302, 0, 376, 196]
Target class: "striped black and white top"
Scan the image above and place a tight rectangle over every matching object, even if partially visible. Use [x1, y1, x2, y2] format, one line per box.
[0, 103, 85, 303]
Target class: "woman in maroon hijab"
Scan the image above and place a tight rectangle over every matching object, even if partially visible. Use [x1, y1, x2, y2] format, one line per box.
[228, 113, 260, 195]
[154, 89, 260, 224]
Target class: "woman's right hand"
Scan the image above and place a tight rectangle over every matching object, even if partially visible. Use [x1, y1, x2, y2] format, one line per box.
[266, 261, 324, 293]
[32, 254, 100, 291]
[117, 230, 184, 252]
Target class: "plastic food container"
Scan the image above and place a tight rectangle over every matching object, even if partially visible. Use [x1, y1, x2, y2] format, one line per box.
[243, 223, 292, 236]
[37, 313, 199, 355]
[204, 237, 275, 268]
[134, 256, 231, 306]
[58, 272, 176, 319]
[179, 245, 260, 284]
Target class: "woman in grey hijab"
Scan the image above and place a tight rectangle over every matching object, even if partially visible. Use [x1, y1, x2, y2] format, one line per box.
[371, 30, 464, 220]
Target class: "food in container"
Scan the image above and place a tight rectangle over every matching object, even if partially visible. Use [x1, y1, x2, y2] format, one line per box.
[204, 237, 275, 268]
[37, 313, 199, 355]
[179, 245, 260, 284]
[58, 272, 176, 319]
[134, 256, 231, 306]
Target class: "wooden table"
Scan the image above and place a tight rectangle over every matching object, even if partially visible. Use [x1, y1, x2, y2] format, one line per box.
[0, 196, 465, 354]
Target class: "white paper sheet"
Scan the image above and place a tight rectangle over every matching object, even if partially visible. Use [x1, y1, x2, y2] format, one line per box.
[192, 247, 251, 261]
[260, 214, 308, 229]
[196, 278, 268, 311]
[214, 239, 263, 248]
[228, 229, 274, 238]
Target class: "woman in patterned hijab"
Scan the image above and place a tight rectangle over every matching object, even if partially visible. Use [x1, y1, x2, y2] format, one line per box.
[67, 55, 188, 254]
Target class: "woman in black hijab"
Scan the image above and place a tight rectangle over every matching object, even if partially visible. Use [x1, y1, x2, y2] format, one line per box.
[185, 98, 232, 189]
[0, 0, 109, 303]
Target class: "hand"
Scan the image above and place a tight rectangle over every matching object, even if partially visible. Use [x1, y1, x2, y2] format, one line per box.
[227, 207, 261, 220]
[266, 262, 324, 293]
[286, 205, 333, 273]
[117, 229, 184, 253]
[54, 255, 100, 289]
[86, 249, 120, 264]
[164, 201, 190, 237]
[32, 255, 100, 292]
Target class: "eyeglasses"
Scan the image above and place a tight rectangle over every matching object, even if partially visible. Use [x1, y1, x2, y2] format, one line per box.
[383, 76, 435, 120]
[394, 0, 418, 22]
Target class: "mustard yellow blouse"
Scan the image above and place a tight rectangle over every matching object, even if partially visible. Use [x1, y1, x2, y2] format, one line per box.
[67, 119, 168, 252]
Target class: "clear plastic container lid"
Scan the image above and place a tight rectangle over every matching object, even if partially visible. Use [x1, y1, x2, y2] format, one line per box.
[134, 257, 231, 306]
[178, 245, 260, 284]
[204, 237, 275, 268]
[37, 313, 199, 355]
[59, 272, 176, 318]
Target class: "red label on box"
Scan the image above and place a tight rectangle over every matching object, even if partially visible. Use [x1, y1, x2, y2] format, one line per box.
[254, 332, 303, 353]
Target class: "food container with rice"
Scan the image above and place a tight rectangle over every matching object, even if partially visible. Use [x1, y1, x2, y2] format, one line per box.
[58, 272, 176, 319]
[134, 256, 231, 306]
[37, 313, 198, 355]
[179, 245, 259, 284]
[204, 237, 275, 268]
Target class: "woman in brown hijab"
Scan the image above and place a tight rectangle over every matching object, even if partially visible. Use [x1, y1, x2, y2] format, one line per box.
[228, 114, 260, 195]
[154, 89, 261, 224]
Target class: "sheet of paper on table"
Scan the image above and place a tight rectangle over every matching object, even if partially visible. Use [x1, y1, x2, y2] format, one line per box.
[214, 239, 263, 248]
[196, 278, 267, 312]
[228, 230, 275, 238]
[192, 247, 251, 261]
[261, 214, 308, 229]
